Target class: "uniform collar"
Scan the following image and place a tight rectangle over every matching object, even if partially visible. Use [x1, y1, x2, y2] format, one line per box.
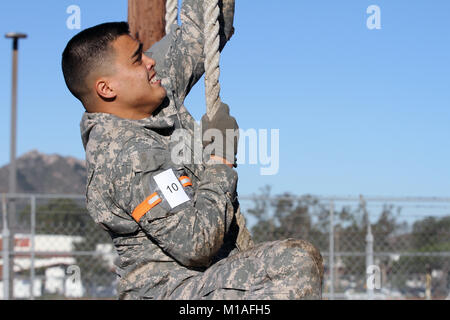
[80, 112, 175, 150]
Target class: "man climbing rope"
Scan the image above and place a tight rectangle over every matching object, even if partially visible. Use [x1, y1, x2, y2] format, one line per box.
[61, 0, 323, 299]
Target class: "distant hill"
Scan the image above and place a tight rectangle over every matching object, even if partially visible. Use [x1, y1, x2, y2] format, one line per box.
[0, 150, 86, 194]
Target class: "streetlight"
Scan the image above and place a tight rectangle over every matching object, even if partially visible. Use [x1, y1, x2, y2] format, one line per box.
[4, 32, 27, 300]
[5, 32, 27, 198]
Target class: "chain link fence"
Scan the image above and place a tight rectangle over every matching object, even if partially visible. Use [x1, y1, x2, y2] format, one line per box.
[0, 194, 116, 299]
[240, 193, 450, 300]
[1, 193, 449, 300]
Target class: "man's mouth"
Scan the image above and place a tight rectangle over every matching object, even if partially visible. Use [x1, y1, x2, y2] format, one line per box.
[149, 72, 161, 85]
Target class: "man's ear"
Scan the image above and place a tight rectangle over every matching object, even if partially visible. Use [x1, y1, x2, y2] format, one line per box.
[95, 78, 117, 100]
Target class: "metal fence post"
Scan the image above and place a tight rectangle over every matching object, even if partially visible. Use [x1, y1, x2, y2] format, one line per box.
[30, 195, 36, 300]
[425, 264, 432, 300]
[1, 194, 10, 300]
[329, 200, 335, 300]
[361, 195, 374, 300]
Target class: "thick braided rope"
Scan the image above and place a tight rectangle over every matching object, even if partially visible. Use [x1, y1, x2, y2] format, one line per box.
[204, 0, 221, 120]
[165, 0, 178, 35]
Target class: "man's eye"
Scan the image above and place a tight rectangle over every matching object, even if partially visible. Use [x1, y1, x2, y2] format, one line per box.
[134, 55, 143, 64]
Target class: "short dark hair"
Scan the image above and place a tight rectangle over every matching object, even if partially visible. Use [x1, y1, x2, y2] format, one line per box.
[62, 22, 130, 102]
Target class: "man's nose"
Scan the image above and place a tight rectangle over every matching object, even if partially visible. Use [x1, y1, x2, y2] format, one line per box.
[143, 55, 155, 70]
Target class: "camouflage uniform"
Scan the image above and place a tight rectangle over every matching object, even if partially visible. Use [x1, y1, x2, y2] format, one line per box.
[80, 0, 323, 299]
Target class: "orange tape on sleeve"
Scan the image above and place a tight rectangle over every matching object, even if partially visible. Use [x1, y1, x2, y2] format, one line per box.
[131, 192, 162, 222]
[179, 176, 192, 187]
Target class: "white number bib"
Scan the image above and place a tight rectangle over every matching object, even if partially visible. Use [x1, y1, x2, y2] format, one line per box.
[153, 169, 190, 209]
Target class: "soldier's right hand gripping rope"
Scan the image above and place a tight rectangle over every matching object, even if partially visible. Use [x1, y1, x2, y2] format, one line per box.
[201, 102, 239, 167]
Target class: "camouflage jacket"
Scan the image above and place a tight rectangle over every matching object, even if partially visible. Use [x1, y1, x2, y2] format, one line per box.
[80, 0, 252, 299]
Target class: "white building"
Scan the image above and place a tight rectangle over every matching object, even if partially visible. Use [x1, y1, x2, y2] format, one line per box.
[0, 234, 115, 299]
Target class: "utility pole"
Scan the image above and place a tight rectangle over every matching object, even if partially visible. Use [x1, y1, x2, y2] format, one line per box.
[128, 0, 167, 51]
[4, 32, 27, 300]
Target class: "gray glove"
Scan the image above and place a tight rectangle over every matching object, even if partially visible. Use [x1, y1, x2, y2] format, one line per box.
[201, 102, 239, 167]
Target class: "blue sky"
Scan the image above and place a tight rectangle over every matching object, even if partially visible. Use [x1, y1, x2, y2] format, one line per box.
[0, 0, 449, 198]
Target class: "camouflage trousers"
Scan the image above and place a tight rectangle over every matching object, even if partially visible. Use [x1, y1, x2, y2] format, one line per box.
[163, 238, 324, 300]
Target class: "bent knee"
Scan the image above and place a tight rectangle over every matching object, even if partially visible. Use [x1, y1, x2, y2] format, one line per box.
[277, 238, 324, 279]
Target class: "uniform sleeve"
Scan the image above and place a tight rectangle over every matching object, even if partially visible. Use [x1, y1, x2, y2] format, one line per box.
[110, 143, 237, 268]
[146, 0, 235, 102]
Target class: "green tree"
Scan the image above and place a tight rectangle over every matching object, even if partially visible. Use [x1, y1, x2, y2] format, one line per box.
[392, 215, 450, 297]
[245, 187, 406, 292]
[246, 186, 329, 252]
[18, 198, 90, 235]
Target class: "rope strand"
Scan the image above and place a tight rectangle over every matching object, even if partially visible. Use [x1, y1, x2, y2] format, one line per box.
[204, 0, 222, 120]
[165, 0, 178, 35]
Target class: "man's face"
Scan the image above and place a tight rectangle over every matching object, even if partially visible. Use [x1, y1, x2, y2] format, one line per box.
[108, 35, 166, 113]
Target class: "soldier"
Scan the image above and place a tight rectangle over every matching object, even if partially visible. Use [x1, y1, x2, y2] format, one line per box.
[62, 0, 323, 299]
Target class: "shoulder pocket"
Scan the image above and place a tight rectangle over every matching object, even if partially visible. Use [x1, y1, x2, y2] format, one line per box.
[130, 149, 167, 173]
